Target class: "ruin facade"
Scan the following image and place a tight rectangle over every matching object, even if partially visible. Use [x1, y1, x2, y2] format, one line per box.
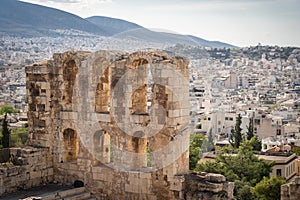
[24, 50, 233, 199]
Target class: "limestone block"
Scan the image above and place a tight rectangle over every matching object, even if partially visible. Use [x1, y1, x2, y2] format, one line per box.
[95, 113, 111, 122]
[170, 177, 185, 191]
[30, 178, 42, 187]
[168, 110, 181, 118]
[7, 166, 20, 176]
[30, 171, 41, 179]
[205, 173, 226, 183]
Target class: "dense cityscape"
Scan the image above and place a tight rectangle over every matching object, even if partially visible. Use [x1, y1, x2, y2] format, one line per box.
[1, 33, 300, 199]
[1, 0, 300, 199]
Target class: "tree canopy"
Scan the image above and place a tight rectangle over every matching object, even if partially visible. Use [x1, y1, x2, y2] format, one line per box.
[0, 105, 17, 149]
[0, 105, 17, 115]
[246, 117, 254, 140]
[189, 133, 205, 170]
[196, 138, 274, 199]
[1, 113, 10, 148]
[252, 176, 285, 200]
[229, 114, 243, 148]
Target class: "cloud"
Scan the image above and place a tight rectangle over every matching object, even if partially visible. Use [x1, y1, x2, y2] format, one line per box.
[148, 0, 280, 12]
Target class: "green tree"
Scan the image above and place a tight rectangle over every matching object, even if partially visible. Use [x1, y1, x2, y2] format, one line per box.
[229, 114, 243, 148]
[291, 147, 300, 155]
[234, 181, 254, 200]
[196, 138, 273, 198]
[248, 136, 262, 152]
[1, 113, 10, 148]
[202, 129, 214, 152]
[0, 105, 17, 148]
[189, 133, 205, 170]
[252, 176, 285, 200]
[0, 105, 16, 115]
[246, 118, 254, 140]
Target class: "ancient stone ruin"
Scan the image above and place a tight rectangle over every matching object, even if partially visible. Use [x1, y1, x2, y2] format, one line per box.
[23, 50, 234, 199]
[281, 177, 300, 200]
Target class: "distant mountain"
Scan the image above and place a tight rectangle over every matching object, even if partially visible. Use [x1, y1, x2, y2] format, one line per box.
[0, 0, 236, 48]
[0, 0, 107, 36]
[113, 28, 198, 46]
[113, 29, 236, 48]
[186, 35, 236, 48]
[86, 16, 143, 35]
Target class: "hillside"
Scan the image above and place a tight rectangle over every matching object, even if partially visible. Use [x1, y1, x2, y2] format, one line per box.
[86, 16, 143, 35]
[0, 0, 236, 48]
[0, 0, 107, 36]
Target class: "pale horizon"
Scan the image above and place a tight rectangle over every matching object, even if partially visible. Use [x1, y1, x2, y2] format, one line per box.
[20, 0, 300, 47]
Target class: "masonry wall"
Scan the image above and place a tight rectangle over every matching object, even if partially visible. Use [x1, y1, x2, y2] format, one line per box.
[171, 173, 234, 200]
[0, 147, 53, 196]
[25, 50, 234, 200]
[281, 177, 300, 200]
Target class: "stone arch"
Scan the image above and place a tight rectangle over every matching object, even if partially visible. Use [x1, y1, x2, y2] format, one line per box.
[93, 130, 111, 164]
[130, 84, 148, 115]
[95, 67, 110, 113]
[63, 128, 78, 162]
[130, 58, 149, 69]
[129, 58, 151, 115]
[152, 84, 168, 110]
[131, 131, 147, 168]
[62, 59, 78, 107]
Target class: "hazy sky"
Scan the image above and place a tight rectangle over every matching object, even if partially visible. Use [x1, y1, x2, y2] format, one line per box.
[20, 0, 300, 47]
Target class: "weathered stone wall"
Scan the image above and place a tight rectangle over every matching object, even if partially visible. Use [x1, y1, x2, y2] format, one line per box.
[281, 177, 300, 200]
[0, 147, 53, 196]
[170, 173, 234, 200]
[25, 50, 233, 200]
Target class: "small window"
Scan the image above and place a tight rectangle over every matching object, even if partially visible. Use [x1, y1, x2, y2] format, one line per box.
[276, 169, 282, 177]
[277, 129, 281, 135]
[208, 117, 211, 121]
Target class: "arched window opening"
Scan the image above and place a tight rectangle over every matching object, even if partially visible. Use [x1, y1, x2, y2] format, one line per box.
[132, 131, 147, 168]
[95, 67, 110, 113]
[130, 85, 148, 115]
[63, 128, 78, 162]
[93, 130, 111, 164]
